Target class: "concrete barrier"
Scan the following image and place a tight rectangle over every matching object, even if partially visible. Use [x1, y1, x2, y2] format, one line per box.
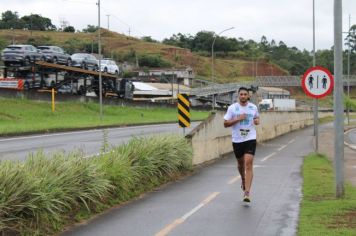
[186, 110, 333, 165]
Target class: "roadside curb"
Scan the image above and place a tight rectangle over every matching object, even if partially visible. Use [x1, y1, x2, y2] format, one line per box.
[344, 128, 356, 151]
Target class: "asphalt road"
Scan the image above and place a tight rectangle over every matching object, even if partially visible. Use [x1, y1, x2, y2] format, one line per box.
[0, 122, 200, 161]
[347, 129, 356, 144]
[61, 126, 314, 236]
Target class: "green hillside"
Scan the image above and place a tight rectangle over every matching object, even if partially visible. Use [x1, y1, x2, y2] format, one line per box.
[0, 29, 288, 83]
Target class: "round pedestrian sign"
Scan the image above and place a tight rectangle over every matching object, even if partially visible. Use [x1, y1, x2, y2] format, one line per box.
[301, 66, 334, 99]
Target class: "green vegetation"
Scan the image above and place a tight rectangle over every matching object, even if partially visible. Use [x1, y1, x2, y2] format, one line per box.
[0, 98, 209, 136]
[0, 134, 193, 235]
[2, 10, 356, 79]
[298, 154, 356, 235]
[163, 31, 356, 76]
[0, 10, 56, 31]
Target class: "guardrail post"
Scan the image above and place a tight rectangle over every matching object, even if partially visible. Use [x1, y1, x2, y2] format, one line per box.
[52, 88, 55, 112]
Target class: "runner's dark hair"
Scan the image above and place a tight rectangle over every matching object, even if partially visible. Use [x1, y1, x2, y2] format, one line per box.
[238, 87, 249, 93]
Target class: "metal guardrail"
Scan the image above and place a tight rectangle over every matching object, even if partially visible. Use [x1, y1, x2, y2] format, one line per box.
[184, 75, 356, 98]
[256, 75, 356, 87]
[183, 82, 255, 97]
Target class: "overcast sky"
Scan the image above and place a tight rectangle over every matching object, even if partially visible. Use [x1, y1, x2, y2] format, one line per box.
[1, 0, 356, 51]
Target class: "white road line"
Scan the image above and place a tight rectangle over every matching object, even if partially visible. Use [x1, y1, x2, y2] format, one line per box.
[261, 152, 276, 162]
[343, 128, 356, 150]
[228, 176, 241, 185]
[288, 139, 295, 144]
[0, 124, 174, 142]
[278, 145, 287, 151]
[155, 192, 220, 236]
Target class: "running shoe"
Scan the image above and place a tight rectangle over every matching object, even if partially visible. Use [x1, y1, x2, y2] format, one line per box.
[243, 191, 250, 202]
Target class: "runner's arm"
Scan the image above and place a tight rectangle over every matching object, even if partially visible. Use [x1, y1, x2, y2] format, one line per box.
[253, 117, 260, 125]
[224, 114, 246, 128]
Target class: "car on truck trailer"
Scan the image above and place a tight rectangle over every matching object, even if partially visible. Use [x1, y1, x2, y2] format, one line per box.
[37, 46, 72, 65]
[99, 59, 120, 75]
[70, 53, 98, 71]
[1, 45, 42, 66]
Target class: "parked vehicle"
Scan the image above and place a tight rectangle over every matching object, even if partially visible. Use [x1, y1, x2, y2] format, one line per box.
[259, 98, 296, 111]
[1, 45, 42, 66]
[99, 59, 119, 75]
[70, 53, 98, 70]
[57, 83, 78, 94]
[37, 46, 71, 65]
[14, 72, 42, 90]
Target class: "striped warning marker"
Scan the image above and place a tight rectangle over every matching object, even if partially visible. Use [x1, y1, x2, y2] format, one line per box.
[178, 93, 190, 128]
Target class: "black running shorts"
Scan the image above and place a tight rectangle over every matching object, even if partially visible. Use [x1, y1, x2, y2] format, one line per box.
[232, 140, 257, 159]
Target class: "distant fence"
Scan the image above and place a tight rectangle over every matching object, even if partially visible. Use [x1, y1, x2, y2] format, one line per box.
[256, 75, 356, 87]
[0, 88, 213, 110]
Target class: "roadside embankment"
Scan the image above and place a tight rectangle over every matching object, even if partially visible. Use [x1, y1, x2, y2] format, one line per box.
[187, 110, 333, 165]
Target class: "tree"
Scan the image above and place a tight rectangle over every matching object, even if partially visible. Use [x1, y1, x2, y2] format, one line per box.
[0, 10, 24, 29]
[162, 33, 194, 50]
[192, 31, 214, 52]
[21, 14, 56, 31]
[82, 25, 99, 33]
[141, 36, 158, 43]
[63, 26, 75, 32]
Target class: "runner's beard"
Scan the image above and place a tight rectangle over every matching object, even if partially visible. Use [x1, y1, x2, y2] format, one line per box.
[239, 98, 248, 104]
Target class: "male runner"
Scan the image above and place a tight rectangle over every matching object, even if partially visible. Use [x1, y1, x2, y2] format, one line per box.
[223, 87, 260, 202]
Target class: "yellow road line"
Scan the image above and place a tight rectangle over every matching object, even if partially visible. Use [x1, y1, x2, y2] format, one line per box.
[155, 192, 220, 236]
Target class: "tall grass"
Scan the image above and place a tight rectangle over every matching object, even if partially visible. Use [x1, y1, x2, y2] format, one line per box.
[0, 134, 193, 235]
[0, 151, 112, 235]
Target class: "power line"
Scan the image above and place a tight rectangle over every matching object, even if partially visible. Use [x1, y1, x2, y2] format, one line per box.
[62, 0, 96, 5]
[101, 6, 145, 37]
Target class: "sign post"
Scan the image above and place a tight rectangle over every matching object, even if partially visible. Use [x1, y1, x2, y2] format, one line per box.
[301, 66, 334, 152]
[177, 93, 190, 135]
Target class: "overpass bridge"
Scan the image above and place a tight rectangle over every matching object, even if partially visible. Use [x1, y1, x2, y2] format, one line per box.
[182, 75, 356, 106]
[256, 75, 356, 87]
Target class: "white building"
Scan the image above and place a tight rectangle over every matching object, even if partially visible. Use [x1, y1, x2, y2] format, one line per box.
[136, 67, 194, 86]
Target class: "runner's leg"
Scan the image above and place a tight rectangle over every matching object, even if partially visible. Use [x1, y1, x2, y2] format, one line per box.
[244, 154, 254, 193]
[237, 158, 245, 190]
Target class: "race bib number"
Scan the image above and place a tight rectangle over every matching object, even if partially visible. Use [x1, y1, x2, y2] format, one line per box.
[240, 129, 250, 138]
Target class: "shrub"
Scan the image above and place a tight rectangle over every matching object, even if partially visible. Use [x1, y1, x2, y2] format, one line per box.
[0, 151, 112, 234]
[138, 54, 172, 68]
[0, 135, 193, 235]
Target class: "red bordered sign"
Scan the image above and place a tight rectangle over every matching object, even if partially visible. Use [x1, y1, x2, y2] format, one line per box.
[301, 66, 334, 99]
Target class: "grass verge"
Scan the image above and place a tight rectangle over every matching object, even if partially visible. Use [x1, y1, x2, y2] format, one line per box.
[298, 153, 356, 235]
[0, 98, 210, 136]
[0, 134, 193, 235]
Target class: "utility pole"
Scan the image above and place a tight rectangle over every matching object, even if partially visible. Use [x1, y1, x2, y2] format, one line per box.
[334, 0, 345, 198]
[30, 13, 33, 36]
[128, 28, 131, 36]
[11, 28, 14, 44]
[313, 0, 319, 152]
[97, 0, 103, 120]
[347, 14, 351, 125]
[106, 14, 110, 30]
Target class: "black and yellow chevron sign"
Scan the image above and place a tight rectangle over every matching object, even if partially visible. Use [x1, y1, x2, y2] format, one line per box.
[178, 93, 190, 128]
